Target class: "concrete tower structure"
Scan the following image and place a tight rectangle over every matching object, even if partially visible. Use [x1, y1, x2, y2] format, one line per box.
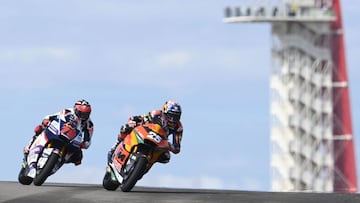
[223, 0, 357, 192]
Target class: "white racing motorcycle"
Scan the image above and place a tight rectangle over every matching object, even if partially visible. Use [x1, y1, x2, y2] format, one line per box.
[18, 114, 83, 186]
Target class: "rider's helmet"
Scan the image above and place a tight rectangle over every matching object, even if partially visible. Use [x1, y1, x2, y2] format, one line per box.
[162, 100, 182, 128]
[74, 99, 92, 121]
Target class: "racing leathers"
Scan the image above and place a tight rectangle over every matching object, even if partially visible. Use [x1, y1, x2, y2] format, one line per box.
[108, 110, 183, 163]
[24, 108, 94, 166]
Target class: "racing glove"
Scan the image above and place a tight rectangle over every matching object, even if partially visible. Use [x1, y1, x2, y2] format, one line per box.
[120, 124, 133, 135]
[81, 141, 90, 149]
[169, 143, 180, 154]
[34, 119, 51, 135]
[34, 125, 43, 135]
[42, 119, 51, 127]
[128, 116, 144, 128]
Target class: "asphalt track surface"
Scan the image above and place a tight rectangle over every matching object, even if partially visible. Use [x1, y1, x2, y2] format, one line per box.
[1, 181, 360, 203]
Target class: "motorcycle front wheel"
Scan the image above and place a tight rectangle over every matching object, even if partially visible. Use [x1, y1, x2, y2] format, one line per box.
[33, 153, 60, 186]
[120, 156, 147, 192]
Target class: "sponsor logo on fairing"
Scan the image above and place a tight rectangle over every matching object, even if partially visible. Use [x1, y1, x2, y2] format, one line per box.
[48, 123, 59, 135]
[29, 146, 43, 156]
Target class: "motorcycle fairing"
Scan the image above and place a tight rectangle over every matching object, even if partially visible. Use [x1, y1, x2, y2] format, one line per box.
[110, 123, 169, 181]
[23, 115, 83, 179]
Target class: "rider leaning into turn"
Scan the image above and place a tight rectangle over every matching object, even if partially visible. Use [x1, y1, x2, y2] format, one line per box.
[23, 99, 94, 166]
[108, 100, 183, 164]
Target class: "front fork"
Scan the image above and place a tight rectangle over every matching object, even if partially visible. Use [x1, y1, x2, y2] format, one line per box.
[34, 143, 65, 177]
[122, 152, 148, 181]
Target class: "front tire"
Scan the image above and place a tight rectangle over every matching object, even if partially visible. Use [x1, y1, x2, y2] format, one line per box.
[33, 153, 60, 186]
[120, 156, 147, 192]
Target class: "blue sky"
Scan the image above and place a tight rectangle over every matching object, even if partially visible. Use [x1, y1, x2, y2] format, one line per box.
[0, 1, 359, 191]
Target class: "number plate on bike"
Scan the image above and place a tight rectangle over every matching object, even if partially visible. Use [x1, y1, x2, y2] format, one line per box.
[147, 132, 162, 143]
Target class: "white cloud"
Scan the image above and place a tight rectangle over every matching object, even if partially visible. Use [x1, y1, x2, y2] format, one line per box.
[46, 164, 224, 189]
[47, 167, 265, 191]
[46, 165, 104, 184]
[0, 46, 83, 90]
[155, 51, 192, 70]
[0, 47, 78, 62]
[46, 166, 225, 189]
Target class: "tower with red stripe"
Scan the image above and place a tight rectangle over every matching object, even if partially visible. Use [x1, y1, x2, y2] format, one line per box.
[223, 0, 357, 192]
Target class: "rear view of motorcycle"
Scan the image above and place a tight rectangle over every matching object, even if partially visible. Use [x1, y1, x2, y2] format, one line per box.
[103, 122, 170, 192]
[18, 114, 83, 186]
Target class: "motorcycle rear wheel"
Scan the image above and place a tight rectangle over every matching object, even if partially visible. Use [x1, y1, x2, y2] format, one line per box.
[33, 153, 60, 186]
[18, 165, 33, 185]
[120, 156, 147, 192]
[102, 168, 120, 191]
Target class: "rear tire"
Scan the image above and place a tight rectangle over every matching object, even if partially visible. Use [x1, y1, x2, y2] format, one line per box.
[120, 156, 147, 192]
[18, 165, 33, 185]
[33, 153, 60, 186]
[102, 167, 120, 191]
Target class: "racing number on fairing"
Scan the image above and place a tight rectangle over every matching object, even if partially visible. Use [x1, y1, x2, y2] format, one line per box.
[147, 132, 162, 143]
[61, 122, 76, 139]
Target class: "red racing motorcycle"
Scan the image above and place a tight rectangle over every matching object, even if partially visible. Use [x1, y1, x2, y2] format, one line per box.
[103, 122, 170, 192]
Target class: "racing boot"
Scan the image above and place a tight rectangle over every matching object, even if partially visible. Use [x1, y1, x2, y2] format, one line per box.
[108, 125, 131, 163]
[107, 140, 121, 163]
[67, 150, 83, 166]
[23, 133, 40, 157]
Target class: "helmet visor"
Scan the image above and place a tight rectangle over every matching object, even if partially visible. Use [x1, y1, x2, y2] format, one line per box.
[77, 111, 90, 120]
[165, 112, 181, 123]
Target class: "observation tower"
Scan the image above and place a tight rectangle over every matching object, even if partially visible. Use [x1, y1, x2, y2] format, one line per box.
[223, 0, 357, 192]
